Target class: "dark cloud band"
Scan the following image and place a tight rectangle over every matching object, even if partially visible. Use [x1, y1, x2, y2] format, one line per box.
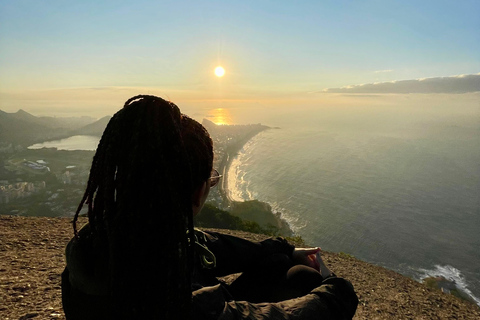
[323, 74, 480, 94]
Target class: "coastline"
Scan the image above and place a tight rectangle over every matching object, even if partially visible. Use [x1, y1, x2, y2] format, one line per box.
[209, 124, 293, 235]
[217, 126, 269, 204]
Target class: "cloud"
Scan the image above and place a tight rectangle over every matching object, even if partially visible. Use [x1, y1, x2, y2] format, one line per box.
[374, 69, 394, 73]
[322, 73, 480, 94]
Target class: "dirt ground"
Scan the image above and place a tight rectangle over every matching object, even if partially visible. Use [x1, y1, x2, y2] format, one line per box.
[1, 215, 479, 320]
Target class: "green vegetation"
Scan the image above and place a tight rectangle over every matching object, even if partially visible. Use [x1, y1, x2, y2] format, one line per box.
[0, 149, 92, 217]
[339, 252, 355, 259]
[9, 148, 94, 173]
[230, 200, 292, 236]
[450, 288, 470, 301]
[423, 277, 438, 289]
[422, 276, 476, 304]
[284, 235, 306, 247]
[195, 203, 286, 236]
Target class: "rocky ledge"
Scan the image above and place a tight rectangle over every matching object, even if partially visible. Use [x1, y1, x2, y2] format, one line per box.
[1, 215, 479, 320]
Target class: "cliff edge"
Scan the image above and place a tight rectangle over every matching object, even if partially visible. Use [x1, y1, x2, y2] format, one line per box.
[1, 215, 479, 320]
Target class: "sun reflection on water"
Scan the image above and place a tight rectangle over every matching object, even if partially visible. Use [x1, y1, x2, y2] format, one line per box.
[208, 108, 233, 125]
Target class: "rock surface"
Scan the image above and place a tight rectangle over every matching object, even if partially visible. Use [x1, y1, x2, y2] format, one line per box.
[1, 215, 479, 320]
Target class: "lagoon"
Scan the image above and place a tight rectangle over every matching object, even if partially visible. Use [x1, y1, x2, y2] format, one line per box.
[28, 135, 100, 151]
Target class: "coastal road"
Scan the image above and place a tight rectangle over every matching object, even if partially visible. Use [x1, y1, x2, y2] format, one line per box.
[218, 152, 232, 204]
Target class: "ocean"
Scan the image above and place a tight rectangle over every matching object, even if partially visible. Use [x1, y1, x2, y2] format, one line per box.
[224, 103, 480, 305]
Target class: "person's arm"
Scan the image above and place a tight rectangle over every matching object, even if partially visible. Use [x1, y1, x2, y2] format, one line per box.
[192, 277, 358, 320]
[201, 230, 294, 276]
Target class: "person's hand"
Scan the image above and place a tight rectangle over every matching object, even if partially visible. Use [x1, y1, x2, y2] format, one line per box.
[292, 247, 321, 271]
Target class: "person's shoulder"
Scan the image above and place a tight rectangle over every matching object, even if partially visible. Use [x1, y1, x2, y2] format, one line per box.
[66, 223, 107, 257]
[66, 223, 91, 246]
[65, 223, 110, 296]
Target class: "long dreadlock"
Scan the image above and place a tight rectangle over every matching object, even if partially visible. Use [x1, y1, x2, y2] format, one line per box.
[72, 95, 213, 319]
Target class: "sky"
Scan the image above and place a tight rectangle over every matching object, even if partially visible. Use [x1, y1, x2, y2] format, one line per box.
[0, 0, 479, 118]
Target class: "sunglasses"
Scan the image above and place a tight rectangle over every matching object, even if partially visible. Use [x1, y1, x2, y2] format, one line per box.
[209, 169, 223, 188]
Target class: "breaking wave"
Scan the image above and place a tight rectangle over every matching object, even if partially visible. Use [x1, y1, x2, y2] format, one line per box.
[418, 265, 480, 306]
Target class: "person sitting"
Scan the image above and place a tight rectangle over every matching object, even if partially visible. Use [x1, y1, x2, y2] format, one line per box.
[61, 95, 358, 319]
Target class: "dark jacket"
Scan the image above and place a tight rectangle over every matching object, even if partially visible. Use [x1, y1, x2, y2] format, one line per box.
[62, 225, 358, 319]
[191, 230, 358, 319]
[191, 229, 295, 287]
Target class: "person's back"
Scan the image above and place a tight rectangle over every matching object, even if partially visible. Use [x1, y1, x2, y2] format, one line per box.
[62, 96, 207, 319]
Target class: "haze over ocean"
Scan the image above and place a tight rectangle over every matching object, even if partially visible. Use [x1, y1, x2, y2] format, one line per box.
[225, 103, 480, 304]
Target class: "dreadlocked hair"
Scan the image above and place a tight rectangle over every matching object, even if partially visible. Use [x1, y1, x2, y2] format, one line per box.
[72, 95, 213, 319]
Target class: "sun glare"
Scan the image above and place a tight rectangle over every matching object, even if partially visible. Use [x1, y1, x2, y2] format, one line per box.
[209, 108, 232, 125]
[214, 66, 225, 77]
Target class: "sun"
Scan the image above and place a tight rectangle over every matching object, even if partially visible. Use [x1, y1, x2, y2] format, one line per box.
[214, 66, 225, 77]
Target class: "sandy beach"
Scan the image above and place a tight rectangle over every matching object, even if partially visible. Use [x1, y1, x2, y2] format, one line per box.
[215, 125, 270, 204]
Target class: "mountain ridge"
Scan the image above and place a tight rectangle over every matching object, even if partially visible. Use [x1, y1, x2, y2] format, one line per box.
[0, 109, 106, 147]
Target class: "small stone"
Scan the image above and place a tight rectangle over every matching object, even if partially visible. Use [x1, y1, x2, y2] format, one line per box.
[19, 313, 39, 320]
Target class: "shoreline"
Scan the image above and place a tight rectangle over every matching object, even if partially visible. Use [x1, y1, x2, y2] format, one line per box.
[216, 126, 270, 205]
[212, 125, 293, 235]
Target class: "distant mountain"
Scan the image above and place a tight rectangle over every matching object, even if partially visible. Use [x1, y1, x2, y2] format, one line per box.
[9, 109, 39, 123]
[202, 118, 217, 132]
[0, 109, 103, 147]
[9, 109, 95, 130]
[0, 110, 61, 146]
[38, 115, 96, 130]
[71, 116, 110, 136]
